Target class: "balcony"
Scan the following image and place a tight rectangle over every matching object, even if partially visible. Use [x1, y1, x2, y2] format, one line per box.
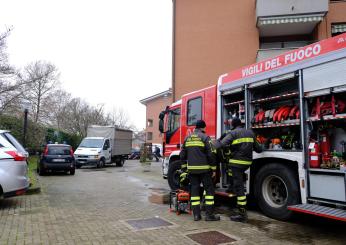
[256, 0, 329, 37]
[256, 41, 311, 61]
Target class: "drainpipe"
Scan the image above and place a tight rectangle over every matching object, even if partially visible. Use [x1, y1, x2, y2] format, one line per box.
[172, 0, 176, 102]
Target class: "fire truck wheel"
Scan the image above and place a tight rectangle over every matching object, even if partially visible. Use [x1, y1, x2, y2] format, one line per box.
[254, 163, 300, 221]
[167, 160, 183, 190]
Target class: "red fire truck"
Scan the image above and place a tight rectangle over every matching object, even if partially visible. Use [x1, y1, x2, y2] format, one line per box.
[159, 33, 346, 221]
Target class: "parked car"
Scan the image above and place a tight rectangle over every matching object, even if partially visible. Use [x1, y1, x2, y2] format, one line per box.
[0, 130, 30, 198]
[128, 149, 140, 160]
[37, 144, 75, 175]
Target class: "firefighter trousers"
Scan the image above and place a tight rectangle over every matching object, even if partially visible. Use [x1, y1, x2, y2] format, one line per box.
[190, 172, 215, 216]
[230, 165, 249, 209]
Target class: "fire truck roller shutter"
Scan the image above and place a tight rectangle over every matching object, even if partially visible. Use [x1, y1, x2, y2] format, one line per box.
[303, 58, 346, 93]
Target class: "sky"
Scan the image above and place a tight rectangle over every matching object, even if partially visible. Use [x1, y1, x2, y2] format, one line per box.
[1, 0, 172, 130]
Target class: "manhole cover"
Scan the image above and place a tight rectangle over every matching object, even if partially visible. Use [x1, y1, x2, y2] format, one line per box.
[187, 231, 236, 245]
[126, 217, 173, 230]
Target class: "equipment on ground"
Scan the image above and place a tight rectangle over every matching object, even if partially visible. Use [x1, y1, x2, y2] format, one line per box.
[169, 189, 191, 215]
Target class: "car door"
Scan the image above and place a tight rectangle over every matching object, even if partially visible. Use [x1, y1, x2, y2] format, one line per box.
[103, 139, 111, 163]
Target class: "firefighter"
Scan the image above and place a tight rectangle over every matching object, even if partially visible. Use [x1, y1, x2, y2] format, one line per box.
[217, 117, 262, 222]
[180, 120, 220, 221]
[218, 132, 234, 195]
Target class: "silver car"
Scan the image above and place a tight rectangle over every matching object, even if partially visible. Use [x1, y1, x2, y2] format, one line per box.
[0, 130, 30, 198]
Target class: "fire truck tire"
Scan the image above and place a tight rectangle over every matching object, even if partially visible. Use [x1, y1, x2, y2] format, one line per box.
[168, 160, 183, 190]
[254, 163, 300, 221]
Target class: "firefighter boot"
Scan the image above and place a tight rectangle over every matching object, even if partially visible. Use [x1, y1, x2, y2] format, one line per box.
[205, 206, 220, 221]
[193, 206, 202, 221]
[230, 207, 248, 223]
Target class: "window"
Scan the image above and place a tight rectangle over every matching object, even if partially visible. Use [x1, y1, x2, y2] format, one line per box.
[332, 23, 346, 37]
[168, 108, 180, 132]
[187, 97, 202, 126]
[104, 139, 110, 149]
[48, 146, 71, 155]
[147, 132, 153, 141]
[147, 119, 153, 127]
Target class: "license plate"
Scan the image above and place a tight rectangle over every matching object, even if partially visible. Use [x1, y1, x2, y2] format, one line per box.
[52, 159, 65, 162]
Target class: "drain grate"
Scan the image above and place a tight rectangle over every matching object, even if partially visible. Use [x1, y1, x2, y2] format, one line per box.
[126, 217, 173, 230]
[187, 231, 236, 245]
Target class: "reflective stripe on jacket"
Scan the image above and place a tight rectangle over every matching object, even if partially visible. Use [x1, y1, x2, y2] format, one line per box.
[219, 126, 262, 167]
[180, 128, 216, 174]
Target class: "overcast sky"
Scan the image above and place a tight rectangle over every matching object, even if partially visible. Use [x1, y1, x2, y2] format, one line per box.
[1, 0, 172, 130]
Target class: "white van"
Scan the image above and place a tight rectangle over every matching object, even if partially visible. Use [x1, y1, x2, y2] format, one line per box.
[74, 126, 132, 168]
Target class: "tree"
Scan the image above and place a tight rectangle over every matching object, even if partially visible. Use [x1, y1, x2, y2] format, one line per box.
[48, 89, 72, 129]
[0, 28, 26, 114]
[22, 60, 60, 123]
[57, 97, 108, 137]
[106, 106, 135, 130]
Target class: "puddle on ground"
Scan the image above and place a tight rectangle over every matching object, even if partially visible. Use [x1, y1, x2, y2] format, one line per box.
[247, 219, 272, 232]
[81, 168, 106, 172]
[19, 209, 44, 215]
[247, 218, 313, 243]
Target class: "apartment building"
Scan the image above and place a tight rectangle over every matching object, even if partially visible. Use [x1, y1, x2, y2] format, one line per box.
[140, 89, 172, 144]
[172, 0, 346, 100]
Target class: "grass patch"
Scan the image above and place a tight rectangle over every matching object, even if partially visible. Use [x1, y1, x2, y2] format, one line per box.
[27, 156, 39, 189]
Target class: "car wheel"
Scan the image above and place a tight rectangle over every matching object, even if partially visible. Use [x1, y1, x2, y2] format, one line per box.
[38, 166, 45, 176]
[167, 160, 183, 190]
[76, 164, 81, 169]
[254, 163, 300, 221]
[70, 169, 75, 175]
[97, 159, 105, 168]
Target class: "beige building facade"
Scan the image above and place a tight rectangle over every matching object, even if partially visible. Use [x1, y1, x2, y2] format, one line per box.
[172, 0, 346, 101]
[140, 89, 172, 144]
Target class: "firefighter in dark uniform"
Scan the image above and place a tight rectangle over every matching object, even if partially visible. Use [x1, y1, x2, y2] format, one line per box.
[217, 117, 262, 222]
[180, 120, 220, 221]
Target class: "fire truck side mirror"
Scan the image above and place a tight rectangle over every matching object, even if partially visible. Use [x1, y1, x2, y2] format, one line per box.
[159, 110, 166, 133]
[159, 119, 164, 133]
[159, 111, 165, 120]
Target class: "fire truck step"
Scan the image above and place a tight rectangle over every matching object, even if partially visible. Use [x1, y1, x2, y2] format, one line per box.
[288, 204, 346, 222]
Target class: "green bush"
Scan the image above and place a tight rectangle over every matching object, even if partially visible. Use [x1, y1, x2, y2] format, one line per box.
[0, 115, 82, 153]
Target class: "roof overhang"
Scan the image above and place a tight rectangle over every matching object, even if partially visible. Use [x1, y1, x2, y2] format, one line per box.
[257, 13, 325, 37]
[140, 89, 172, 105]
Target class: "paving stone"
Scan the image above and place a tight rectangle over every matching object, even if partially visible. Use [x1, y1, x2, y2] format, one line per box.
[0, 161, 345, 245]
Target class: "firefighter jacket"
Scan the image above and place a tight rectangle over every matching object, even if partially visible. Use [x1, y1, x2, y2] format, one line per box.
[180, 129, 216, 174]
[218, 126, 262, 167]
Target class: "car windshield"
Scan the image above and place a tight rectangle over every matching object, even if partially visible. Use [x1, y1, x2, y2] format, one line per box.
[79, 139, 104, 148]
[48, 146, 71, 155]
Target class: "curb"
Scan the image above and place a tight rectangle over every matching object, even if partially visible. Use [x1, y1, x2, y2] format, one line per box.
[26, 186, 41, 195]
[26, 170, 41, 195]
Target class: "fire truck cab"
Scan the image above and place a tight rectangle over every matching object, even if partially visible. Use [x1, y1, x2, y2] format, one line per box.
[160, 33, 346, 221]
